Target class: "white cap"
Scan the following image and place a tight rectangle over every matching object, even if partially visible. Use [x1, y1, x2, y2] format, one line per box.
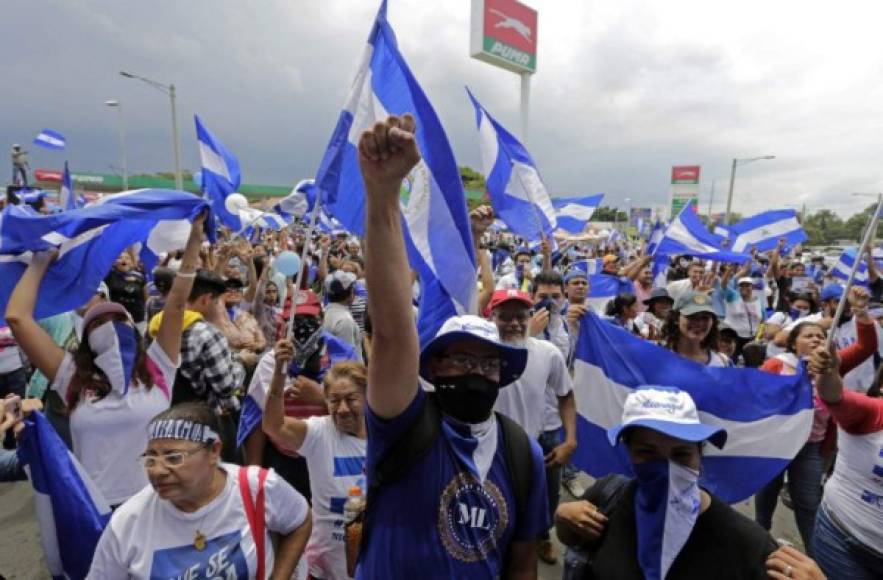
[607, 386, 727, 448]
[737, 277, 755, 286]
[324, 270, 357, 294]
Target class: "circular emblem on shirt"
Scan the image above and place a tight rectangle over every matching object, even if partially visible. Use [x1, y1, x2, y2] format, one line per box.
[437, 472, 508, 562]
[693, 294, 708, 305]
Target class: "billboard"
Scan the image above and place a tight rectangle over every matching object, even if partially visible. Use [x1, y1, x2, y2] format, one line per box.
[669, 165, 700, 218]
[470, 0, 538, 74]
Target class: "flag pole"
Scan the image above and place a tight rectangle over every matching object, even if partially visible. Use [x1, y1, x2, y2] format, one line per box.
[827, 194, 883, 348]
[287, 198, 322, 338]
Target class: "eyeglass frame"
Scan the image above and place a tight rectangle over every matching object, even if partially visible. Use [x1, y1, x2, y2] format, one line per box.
[436, 353, 505, 375]
[139, 446, 209, 470]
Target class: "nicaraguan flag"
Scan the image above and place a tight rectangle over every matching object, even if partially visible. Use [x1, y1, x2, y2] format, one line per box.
[646, 220, 666, 256]
[571, 311, 814, 502]
[570, 259, 603, 277]
[728, 209, 807, 253]
[467, 88, 557, 242]
[195, 115, 242, 231]
[552, 194, 604, 233]
[586, 274, 632, 313]
[0, 189, 208, 323]
[275, 179, 317, 218]
[712, 223, 731, 240]
[313, 0, 476, 344]
[33, 129, 66, 150]
[317, 208, 346, 235]
[16, 189, 48, 205]
[255, 212, 292, 231]
[831, 247, 869, 286]
[17, 411, 111, 580]
[59, 161, 79, 211]
[654, 206, 750, 263]
[237, 334, 357, 448]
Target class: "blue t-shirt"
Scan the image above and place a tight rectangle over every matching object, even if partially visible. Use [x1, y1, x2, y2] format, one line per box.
[358, 388, 549, 578]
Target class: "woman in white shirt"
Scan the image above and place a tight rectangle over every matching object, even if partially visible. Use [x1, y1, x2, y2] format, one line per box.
[5, 215, 205, 506]
[88, 402, 312, 579]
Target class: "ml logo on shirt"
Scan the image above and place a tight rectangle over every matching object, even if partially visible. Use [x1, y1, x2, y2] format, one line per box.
[438, 473, 509, 563]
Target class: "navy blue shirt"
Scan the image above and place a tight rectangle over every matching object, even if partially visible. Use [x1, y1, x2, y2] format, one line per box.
[359, 388, 548, 578]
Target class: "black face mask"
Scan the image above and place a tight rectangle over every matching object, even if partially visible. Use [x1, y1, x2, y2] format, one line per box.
[433, 374, 500, 424]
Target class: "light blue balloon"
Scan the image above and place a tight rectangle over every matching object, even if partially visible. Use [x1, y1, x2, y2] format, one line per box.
[274, 251, 302, 277]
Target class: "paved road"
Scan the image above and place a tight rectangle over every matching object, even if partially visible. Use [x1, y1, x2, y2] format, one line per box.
[0, 474, 802, 579]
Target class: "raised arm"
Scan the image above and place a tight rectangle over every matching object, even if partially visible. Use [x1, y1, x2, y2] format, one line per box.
[5, 251, 65, 381]
[470, 205, 495, 315]
[155, 213, 204, 365]
[361, 115, 421, 419]
[262, 340, 310, 449]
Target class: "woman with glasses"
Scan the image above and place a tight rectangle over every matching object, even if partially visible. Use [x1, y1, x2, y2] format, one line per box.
[88, 402, 312, 579]
[263, 351, 367, 580]
[5, 215, 206, 508]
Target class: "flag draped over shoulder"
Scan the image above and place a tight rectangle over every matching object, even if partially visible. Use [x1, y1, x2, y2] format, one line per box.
[728, 209, 807, 253]
[0, 189, 208, 322]
[312, 0, 476, 344]
[17, 412, 111, 580]
[653, 206, 750, 264]
[571, 311, 814, 503]
[467, 88, 557, 242]
[553, 194, 604, 233]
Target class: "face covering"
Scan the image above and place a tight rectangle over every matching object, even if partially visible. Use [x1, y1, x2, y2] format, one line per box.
[88, 321, 138, 395]
[633, 460, 702, 580]
[433, 374, 500, 424]
[288, 316, 325, 378]
[790, 307, 810, 320]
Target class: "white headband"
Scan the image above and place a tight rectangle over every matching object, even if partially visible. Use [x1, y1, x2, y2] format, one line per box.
[147, 419, 219, 444]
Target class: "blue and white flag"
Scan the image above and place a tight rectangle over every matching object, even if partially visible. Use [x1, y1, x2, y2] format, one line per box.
[571, 311, 814, 503]
[586, 274, 633, 313]
[712, 223, 731, 240]
[195, 115, 242, 231]
[16, 188, 48, 205]
[646, 220, 666, 256]
[654, 206, 750, 264]
[0, 189, 208, 323]
[317, 208, 346, 235]
[831, 247, 869, 286]
[313, 0, 476, 345]
[467, 88, 557, 242]
[274, 179, 317, 218]
[552, 194, 604, 233]
[33, 129, 66, 150]
[59, 161, 78, 211]
[17, 411, 111, 580]
[570, 258, 603, 277]
[254, 212, 292, 231]
[237, 334, 357, 448]
[607, 229, 622, 244]
[728, 209, 807, 253]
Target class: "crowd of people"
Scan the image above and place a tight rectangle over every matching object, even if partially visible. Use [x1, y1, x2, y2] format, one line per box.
[0, 116, 881, 579]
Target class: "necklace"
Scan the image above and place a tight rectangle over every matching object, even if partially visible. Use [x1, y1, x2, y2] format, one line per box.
[192, 470, 224, 550]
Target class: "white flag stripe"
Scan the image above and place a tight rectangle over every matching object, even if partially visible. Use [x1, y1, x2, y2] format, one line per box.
[197, 141, 232, 182]
[731, 216, 803, 252]
[557, 203, 597, 221]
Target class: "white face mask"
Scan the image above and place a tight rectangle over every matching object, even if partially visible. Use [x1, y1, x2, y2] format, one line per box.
[88, 321, 138, 395]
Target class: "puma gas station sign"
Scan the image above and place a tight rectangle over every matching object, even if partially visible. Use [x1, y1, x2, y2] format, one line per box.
[470, 0, 538, 74]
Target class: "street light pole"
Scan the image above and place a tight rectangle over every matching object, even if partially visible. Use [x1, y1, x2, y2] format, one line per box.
[104, 100, 128, 190]
[119, 71, 183, 190]
[723, 155, 775, 225]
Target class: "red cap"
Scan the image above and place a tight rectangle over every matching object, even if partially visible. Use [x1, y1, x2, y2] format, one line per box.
[293, 290, 322, 317]
[485, 289, 533, 317]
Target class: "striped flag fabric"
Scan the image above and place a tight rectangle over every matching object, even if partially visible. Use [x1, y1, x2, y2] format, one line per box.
[728, 209, 807, 253]
[831, 247, 869, 286]
[33, 129, 66, 150]
[653, 206, 750, 264]
[59, 161, 79, 211]
[17, 411, 111, 579]
[571, 311, 814, 503]
[553, 194, 604, 233]
[195, 115, 242, 231]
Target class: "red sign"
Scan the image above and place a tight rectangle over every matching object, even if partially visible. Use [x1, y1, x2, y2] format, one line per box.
[671, 165, 701, 184]
[483, 0, 537, 55]
[34, 168, 63, 182]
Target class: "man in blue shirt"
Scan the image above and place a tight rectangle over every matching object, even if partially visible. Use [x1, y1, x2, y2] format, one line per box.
[357, 114, 549, 578]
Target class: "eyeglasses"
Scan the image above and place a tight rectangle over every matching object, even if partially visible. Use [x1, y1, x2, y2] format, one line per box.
[493, 311, 529, 323]
[438, 353, 504, 374]
[139, 447, 206, 469]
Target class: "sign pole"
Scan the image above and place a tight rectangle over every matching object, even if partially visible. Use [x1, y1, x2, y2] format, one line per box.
[520, 72, 530, 144]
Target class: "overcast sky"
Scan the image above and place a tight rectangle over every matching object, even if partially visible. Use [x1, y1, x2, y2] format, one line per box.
[4, 0, 883, 218]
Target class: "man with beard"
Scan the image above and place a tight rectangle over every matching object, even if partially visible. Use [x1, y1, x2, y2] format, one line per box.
[241, 290, 357, 499]
[488, 289, 576, 565]
[357, 114, 548, 578]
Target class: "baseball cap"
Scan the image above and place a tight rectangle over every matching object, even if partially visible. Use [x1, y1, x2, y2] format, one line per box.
[564, 269, 589, 284]
[603, 254, 620, 265]
[607, 386, 727, 449]
[324, 270, 357, 295]
[485, 289, 533, 316]
[420, 315, 528, 387]
[675, 291, 716, 317]
[642, 288, 673, 306]
[737, 277, 755, 286]
[293, 289, 322, 317]
[819, 284, 844, 302]
[82, 301, 134, 331]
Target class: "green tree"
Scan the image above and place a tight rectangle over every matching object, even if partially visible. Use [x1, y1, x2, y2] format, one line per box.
[841, 203, 878, 243]
[460, 166, 486, 190]
[591, 206, 627, 222]
[803, 209, 847, 245]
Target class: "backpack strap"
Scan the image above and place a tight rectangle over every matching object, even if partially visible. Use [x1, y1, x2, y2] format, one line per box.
[591, 474, 631, 516]
[239, 466, 270, 580]
[361, 393, 441, 559]
[495, 412, 532, 526]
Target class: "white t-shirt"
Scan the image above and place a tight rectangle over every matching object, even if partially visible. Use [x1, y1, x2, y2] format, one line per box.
[765, 311, 795, 357]
[790, 317, 883, 393]
[494, 337, 572, 439]
[298, 416, 367, 580]
[51, 341, 178, 505]
[88, 464, 310, 579]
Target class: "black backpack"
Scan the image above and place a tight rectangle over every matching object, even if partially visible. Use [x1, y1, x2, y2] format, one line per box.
[360, 393, 533, 564]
